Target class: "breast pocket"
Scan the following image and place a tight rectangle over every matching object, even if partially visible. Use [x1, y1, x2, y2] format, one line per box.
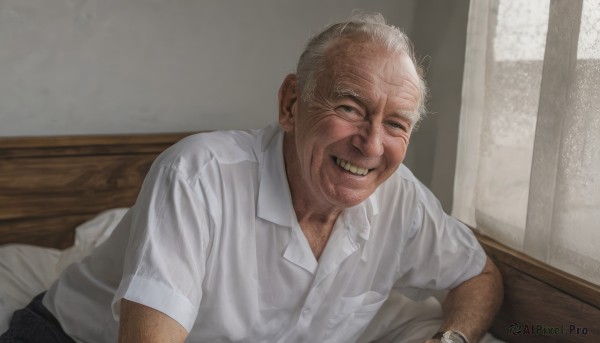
[326, 291, 387, 341]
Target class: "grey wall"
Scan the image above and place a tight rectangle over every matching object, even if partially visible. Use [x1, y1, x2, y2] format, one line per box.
[0, 0, 416, 136]
[0, 0, 469, 211]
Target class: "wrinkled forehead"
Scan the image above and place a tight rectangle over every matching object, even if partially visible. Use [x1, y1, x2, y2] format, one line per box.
[326, 34, 386, 61]
[321, 35, 419, 87]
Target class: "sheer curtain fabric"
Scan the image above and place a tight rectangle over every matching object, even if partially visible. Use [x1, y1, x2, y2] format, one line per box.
[453, 0, 600, 285]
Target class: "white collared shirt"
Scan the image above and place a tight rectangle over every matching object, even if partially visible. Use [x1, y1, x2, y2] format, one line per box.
[43, 124, 486, 343]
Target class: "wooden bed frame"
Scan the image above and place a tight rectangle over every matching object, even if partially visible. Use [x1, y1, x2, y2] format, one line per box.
[1, 133, 599, 342]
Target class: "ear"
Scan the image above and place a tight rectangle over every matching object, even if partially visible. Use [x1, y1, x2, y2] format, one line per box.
[278, 74, 298, 133]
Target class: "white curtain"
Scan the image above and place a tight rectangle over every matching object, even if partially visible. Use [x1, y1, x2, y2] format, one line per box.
[453, 0, 600, 285]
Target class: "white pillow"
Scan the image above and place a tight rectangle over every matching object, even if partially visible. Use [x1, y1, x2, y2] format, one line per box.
[0, 245, 61, 332]
[0, 208, 128, 333]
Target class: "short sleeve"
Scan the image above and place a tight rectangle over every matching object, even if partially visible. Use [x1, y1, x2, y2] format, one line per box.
[111, 163, 210, 333]
[394, 185, 487, 301]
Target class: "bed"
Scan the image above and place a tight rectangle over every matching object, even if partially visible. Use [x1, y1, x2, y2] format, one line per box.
[1, 132, 599, 342]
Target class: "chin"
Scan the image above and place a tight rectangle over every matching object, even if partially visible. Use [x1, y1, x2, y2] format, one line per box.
[329, 189, 373, 208]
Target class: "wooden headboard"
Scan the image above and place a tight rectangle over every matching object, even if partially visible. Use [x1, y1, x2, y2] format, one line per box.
[0, 133, 191, 249]
[1, 133, 599, 342]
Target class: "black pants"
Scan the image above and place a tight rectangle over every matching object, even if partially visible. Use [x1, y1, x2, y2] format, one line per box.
[0, 293, 75, 343]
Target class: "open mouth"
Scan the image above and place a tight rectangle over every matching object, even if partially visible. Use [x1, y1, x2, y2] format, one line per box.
[334, 157, 371, 176]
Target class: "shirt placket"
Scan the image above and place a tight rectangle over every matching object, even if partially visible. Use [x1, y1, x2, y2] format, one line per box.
[293, 219, 364, 340]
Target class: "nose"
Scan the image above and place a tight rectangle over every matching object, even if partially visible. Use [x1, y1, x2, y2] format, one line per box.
[352, 123, 384, 157]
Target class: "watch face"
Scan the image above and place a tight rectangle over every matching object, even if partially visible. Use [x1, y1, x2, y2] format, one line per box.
[442, 331, 465, 343]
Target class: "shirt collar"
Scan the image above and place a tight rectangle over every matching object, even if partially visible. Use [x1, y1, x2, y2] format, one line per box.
[341, 195, 378, 243]
[256, 124, 380, 239]
[257, 125, 295, 227]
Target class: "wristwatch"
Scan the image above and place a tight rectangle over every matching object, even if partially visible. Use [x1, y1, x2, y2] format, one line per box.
[431, 330, 469, 343]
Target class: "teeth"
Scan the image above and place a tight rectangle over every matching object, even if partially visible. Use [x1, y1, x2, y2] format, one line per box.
[335, 157, 369, 176]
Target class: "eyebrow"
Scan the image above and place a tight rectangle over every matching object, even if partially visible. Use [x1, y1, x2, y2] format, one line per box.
[332, 84, 367, 101]
[392, 109, 418, 127]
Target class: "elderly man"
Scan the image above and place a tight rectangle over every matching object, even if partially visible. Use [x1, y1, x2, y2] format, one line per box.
[1, 13, 502, 343]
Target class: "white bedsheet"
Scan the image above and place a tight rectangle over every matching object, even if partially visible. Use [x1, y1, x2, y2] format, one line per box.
[0, 208, 128, 333]
[0, 208, 503, 342]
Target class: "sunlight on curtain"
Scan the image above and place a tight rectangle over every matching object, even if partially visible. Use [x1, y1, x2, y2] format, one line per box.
[454, 0, 600, 285]
[549, 0, 600, 281]
[476, 0, 549, 249]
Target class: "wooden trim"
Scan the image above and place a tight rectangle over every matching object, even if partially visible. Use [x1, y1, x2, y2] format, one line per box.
[0, 132, 196, 148]
[0, 132, 197, 159]
[471, 228, 600, 310]
[470, 227, 600, 342]
[489, 261, 600, 342]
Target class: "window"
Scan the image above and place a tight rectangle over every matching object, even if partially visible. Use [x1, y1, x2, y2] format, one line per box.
[454, 0, 600, 285]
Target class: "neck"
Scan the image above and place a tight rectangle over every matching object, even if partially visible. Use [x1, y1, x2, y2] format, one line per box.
[291, 199, 341, 261]
[287, 168, 343, 231]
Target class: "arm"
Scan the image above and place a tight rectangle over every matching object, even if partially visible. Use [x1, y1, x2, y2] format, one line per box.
[426, 257, 503, 343]
[118, 299, 188, 343]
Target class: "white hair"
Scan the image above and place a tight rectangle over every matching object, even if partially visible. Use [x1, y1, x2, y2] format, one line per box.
[296, 12, 428, 124]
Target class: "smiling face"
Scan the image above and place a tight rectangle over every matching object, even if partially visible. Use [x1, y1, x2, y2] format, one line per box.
[279, 36, 421, 214]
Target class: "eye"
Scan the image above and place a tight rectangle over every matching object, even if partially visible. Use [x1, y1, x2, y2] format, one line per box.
[333, 100, 366, 120]
[339, 105, 357, 113]
[386, 121, 408, 131]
